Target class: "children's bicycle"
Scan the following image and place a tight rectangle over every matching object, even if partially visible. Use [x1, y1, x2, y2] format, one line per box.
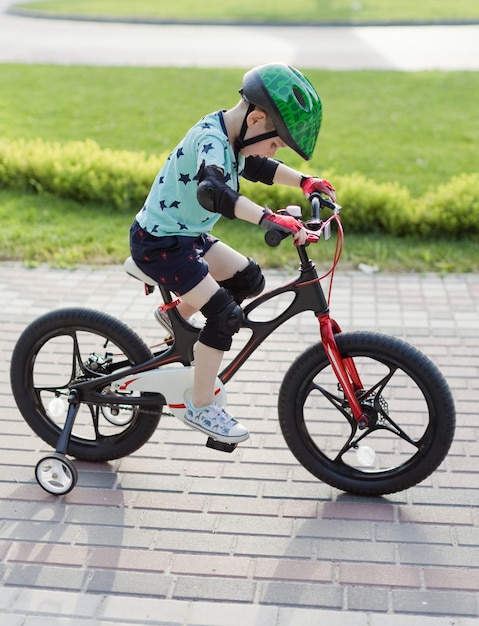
[10, 194, 455, 497]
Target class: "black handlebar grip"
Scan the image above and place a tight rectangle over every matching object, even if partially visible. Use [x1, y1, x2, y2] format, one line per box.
[264, 229, 289, 247]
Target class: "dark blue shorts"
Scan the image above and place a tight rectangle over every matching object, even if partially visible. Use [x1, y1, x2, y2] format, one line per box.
[130, 221, 218, 296]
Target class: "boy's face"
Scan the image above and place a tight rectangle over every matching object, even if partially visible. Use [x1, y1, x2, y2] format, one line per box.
[241, 134, 286, 159]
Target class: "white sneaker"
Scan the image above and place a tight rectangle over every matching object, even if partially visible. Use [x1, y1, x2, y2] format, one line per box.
[154, 308, 174, 337]
[154, 308, 200, 339]
[184, 401, 249, 444]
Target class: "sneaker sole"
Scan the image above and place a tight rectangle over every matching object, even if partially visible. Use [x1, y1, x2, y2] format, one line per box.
[182, 416, 250, 444]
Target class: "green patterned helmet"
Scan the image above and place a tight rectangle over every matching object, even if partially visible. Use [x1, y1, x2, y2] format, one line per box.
[241, 63, 322, 160]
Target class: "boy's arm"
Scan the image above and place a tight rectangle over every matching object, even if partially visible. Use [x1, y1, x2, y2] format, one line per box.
[233, 195, 268, 224]
[273, 163, 336, 202]
[271, 162, 303, 187]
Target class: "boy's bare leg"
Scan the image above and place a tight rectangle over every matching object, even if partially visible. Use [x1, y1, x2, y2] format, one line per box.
[176, 241, 248, 320]
[176, 300, 197, 320]
[204, 241, 249, 281]
[179, 243, 250, 407]
[179, 274, 225, 406]
[191, 342, 224, 407]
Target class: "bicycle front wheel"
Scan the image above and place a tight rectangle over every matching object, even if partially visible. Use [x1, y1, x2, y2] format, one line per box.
[10, 307, 163, 462]
[278, 331, 455, 496]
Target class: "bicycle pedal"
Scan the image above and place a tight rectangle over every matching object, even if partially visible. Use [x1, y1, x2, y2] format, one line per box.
[206, 437, 238, 453]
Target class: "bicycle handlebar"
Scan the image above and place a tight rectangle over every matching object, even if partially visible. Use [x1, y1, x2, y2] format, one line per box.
[264, 193, 341, 248]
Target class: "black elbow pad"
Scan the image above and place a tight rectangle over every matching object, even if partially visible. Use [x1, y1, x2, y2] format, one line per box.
[242, 156, 280, 185]
[197, 178, 239, 220]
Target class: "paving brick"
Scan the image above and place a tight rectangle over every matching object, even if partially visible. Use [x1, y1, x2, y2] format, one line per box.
[339, 562, 421, 588]
[376, 522, 452, 544]
[296, 518, 372, 540]
[0, 521, 78, 544]
[189, 477, 261, 497]
[221, 462, 290, 481]
[133, 491, 207, 512]
[64, 505, 143, 528]
[74, 525, 156, 549]
[263, 481, 333, 500]
[315, 539, 396, 564]
[392, 589, 478, 616]
[5, 564, 86, 591]
[347, 586, 388, 612]
[87, 569, 174, 596]
[100, 595, 189, 624]
[0, 586, 20, 611]
[216, 513, 293, 537]
[424, 567, 479, 591]
[369, 616, 465, 626]
[141, 509, 216, 532]
[398, 505, 475, 525]
[173, 575, 255, 602]
[455, 526, 479, 547]
[235, 535, 312, 558]
[154, 530, 235, 555]
[0, 501, 65, 524]
[257, 581, 343, 609]
[188, 602, 278, 626]
[277, 607, 370, 626]
[6, 542, 89, 568]
[283, 499, 319, 519]
[22, 618, 116, 626]
[398, 543, 479, 568]
[410, 488, 479, 507]
[89, 547, 171, 572]
[207, 495, 282, 517]
[322, 501, 396, 522]
[171, 553, 251, 578]
[253, 558, 333, 583]
[62, 487, 127, 507]
[118, 474, 189, 493]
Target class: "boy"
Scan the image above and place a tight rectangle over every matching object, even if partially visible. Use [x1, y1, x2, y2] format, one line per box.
[130, 63, 335, 445]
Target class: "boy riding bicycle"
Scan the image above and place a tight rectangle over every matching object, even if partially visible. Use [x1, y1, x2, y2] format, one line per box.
[130, 63, 335, 445]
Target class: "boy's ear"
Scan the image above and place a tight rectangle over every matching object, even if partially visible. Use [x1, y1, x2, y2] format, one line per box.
[247, 108, 267, 127]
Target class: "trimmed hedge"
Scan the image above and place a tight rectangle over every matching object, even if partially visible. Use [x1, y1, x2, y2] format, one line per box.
[1, 137, 478, 238]
[0, 138, 165, 210]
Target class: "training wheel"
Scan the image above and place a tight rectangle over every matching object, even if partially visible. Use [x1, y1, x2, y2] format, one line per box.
[35, 453, 78, 495]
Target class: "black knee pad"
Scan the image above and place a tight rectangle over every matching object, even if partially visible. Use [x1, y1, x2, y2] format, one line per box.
[199, 288, 244, 351]
[218, 257, 265, 303]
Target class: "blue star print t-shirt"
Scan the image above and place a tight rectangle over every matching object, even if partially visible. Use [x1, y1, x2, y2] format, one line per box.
[135, 111, 244, 237]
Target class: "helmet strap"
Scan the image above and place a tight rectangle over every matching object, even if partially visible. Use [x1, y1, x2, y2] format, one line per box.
[235, 103, 278, 154]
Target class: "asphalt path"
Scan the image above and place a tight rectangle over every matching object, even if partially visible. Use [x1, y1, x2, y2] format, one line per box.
[1, 0, 478, 70]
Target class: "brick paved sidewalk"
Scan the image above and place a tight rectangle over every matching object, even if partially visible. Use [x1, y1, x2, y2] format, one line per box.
[0, 263, 478, 625]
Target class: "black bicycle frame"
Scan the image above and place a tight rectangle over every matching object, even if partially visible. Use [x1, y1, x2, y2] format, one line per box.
[59, 238, 368, 430]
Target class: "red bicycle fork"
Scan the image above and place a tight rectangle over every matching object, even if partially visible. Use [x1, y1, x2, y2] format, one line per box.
[318, 313, 369, 430]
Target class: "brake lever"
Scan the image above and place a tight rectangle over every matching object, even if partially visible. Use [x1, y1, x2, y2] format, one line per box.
[305, 231, 321, 244]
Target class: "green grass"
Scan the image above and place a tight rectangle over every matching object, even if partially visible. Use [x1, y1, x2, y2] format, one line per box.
[0, 65, 478, 271]
[13, 0, 479, 23]
[2, 189, 477, 273]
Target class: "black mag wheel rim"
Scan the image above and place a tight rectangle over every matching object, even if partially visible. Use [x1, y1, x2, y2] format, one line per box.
[294, 347, 437, 483]
[25, 323, 152, 453]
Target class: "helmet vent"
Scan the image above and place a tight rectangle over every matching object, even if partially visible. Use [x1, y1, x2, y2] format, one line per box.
[293, 86, 308, 111]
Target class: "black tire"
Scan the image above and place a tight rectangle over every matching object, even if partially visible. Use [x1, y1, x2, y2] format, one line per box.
[10, 307, 163, 462]
[278, 331, 455, 496]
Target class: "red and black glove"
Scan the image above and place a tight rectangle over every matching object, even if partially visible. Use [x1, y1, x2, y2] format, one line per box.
[301, 176, 336, 202]
[259, 212, 303, 234]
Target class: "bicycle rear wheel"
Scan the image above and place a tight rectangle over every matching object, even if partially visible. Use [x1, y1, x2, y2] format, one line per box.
[278, 331, 455, 496]
[10, 307, 163, 461]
